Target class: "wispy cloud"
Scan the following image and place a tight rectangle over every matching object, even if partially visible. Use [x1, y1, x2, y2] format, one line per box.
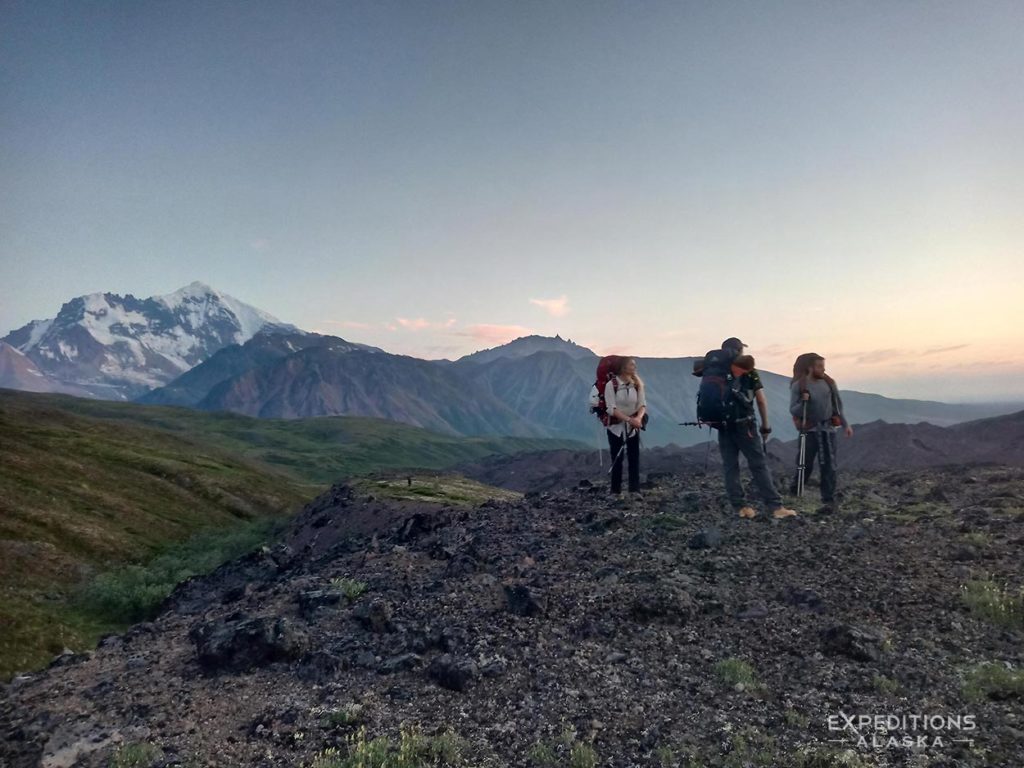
[830, 344, 970, 366]
[529, 295, 570, 317]
[322, 320, 371, 330]
[922, 344, 970, 356]
[459, 323, 533, 346]
[394, 317, 458, 332]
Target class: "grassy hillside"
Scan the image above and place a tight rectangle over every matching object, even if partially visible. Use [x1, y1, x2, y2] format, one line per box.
[0, 389, 582, 678]
[7, 390, 584, 482]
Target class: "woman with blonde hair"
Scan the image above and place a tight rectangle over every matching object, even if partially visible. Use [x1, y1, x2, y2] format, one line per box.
[604, 356, 647, 495]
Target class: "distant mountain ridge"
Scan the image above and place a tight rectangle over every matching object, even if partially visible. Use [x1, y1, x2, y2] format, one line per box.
[5, 286, 1019, 444]
[1, 281, 297, 400]
[456, 334, 595, 364]
[140, 332, 1020, 447]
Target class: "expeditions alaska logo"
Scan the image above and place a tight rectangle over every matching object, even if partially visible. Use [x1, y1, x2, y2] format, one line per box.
[827, 712, 977, 750]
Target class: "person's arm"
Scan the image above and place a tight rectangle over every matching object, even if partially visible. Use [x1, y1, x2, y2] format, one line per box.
[755, 389, 770, 433]
[629, 384, 647, 428]
[789, 381, 803, 419]
[836, 389, 853, 436]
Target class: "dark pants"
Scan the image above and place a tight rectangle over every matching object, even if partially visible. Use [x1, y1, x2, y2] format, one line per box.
[718, 421, 783, 511]
[793, 429, 838, 502]
[607, 429, 640, 494]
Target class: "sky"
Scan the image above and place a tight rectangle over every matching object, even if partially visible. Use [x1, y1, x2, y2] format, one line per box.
[2, 1, 1023, 402]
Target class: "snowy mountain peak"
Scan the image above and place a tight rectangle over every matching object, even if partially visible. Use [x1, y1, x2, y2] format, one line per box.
[1, 282, 300, 400]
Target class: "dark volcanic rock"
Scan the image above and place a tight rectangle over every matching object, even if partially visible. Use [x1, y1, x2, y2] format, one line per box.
[427, 653, 478, 692]
[297, 589, 345, 617]
[378, 653, 422, 675]
[688, 527, 723, 549]
[820, 624, 886, 662]
[504, 584, 545, 617]
[4, 465, 1024, 768]
[190, 616, 310, 672]
[779, 586, 824, 612]
[630, 586, 695, 623]
[353, 600, 395, 633]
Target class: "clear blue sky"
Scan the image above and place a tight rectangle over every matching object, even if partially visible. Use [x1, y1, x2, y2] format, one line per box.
[2, 1, 1022, 401]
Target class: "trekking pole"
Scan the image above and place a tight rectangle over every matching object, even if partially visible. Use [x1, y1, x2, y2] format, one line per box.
[796, 399, 808, 497]
[607, 420, 632, 474]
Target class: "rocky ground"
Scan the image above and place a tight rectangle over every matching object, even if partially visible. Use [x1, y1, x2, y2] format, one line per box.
[2, 466, 1023, 768]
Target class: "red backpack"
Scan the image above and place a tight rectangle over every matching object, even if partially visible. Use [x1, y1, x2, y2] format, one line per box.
[588, 355, 623, 426]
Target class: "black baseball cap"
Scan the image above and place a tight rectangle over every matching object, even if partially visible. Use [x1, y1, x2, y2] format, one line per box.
[722, 337, 746, 352]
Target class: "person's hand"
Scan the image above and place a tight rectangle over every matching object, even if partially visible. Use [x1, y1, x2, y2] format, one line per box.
[629, 416, 643, 429]
[844, 425, 854, 438]
[800, 391, 810, 401]
[760, 425, 772, 436]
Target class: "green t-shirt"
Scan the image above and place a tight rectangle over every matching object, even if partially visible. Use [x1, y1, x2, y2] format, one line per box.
[732, 369, 762, 419]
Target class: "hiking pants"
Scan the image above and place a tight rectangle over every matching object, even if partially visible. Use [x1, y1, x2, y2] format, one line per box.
[793, 429, 838, 503]
[718, 422, 783, 511]
[607, 429, 640, 494]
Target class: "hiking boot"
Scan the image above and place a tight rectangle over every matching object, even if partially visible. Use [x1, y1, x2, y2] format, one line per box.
[738, 506, 758, 519]
[817, 502, 839, 514]
[772, 506, 799, 519]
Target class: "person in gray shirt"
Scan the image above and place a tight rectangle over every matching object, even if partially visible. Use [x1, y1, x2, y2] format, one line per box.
[790, 353, 854, 510]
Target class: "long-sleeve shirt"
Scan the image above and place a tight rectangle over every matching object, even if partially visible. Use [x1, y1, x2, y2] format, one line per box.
[604, 376, 646, 437]
[790, 377, 849, 431]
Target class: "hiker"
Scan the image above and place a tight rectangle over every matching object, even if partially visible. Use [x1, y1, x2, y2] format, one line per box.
[696, 339, 797, 519]
[790, 353, 853, 510]
[604, 356, 646, 495]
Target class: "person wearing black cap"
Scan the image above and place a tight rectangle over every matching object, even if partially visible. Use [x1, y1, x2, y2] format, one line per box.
[693, 340, 797, 520]
[722, 353, 797, 519]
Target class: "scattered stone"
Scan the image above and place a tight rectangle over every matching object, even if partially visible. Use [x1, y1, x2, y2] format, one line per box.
[428, 654, 478, 691]
[297, 589, 344, 617]
[736, 603, 769, 620]
[353, 600, 395, 633]
[820, 624, 886, 662]
[190, 616, 310, 672]
[504, 585, 545, 617]
[630, 586, 694, 624]
[354, 650, 378, 669]
[779, 586, 824, 612]
[688, 528, 722, 549]
[378, 653, 422, 674]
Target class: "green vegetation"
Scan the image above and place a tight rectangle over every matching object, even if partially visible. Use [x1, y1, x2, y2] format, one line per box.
[871, 675, 901, 696]
[309, 724, 467, 767]
[961, 577, 1024, 628]
[1, 389, 570, 679]
[109, 742, 162, 767]
[714, 658, 761, 690]
[962, 662, 1024, 701]
[318, 703, 365, 729]
[6, 390, 583, 484]
[722, 727, 777, 768]
[527, 724, 598, 768]
[80, 517, 287, 623]
[783, 708, 810, 728]
[354, 474, 521, 507]
[329, 577, 369, 601]
[961, 532, 992, 547]
[0, 390, 312, 679]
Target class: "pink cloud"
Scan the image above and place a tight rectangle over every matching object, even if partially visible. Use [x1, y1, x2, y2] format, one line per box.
[461, 324, 533, 346]
[396, 317, 432, 331]
[322, 320, 372, 330]
[529, 295, 570, 317]
[395, 316, 458, 332]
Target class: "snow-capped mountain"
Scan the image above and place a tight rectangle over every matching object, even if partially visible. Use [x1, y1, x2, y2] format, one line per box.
[1, 281, 298, 400]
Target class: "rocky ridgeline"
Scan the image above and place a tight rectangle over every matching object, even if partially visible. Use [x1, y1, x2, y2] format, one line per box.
[2, 469, 1023, 767]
